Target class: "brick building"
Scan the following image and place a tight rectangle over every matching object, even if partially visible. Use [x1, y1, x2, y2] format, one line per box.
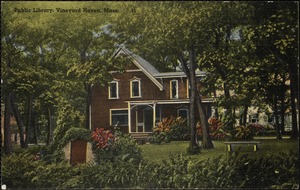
[90, 47, 213, 138]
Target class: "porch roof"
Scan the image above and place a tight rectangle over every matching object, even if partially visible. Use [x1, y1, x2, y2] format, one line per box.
[126, 98, 214, 106]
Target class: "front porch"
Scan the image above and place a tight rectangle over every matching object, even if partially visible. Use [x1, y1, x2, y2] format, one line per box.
[127, 100, 191, 134]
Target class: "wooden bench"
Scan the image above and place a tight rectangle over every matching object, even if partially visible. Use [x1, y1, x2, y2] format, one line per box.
[224, 141, 261, 153]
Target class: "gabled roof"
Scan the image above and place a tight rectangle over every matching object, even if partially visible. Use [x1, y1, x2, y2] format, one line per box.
[115, 47, 163, 91]
[114, 46, 206, 90]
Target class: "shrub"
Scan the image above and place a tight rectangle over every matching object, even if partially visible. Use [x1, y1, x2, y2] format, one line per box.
[28, 161, 76, 188]
[150, 117, 189, 143]
[234, 124, 265, 140]
[248, 123, 264, 135]
[234, 125, 253, 140]
[1, 153, 40, 188]
[91, 127, 115, 149]
[3, 150, 298, 189]
[197, 117, 229, 140]
[137, 152, 299, 189]
[71, 158, 142, 188]
[256, 124, 276, 136]
[92, 128, 142, 164]
[170, 117, 189, 141]
[150, 117, 173, 144]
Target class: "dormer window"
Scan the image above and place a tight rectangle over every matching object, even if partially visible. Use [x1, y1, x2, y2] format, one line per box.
[130, 77, 141, 98]
[170, 80, 178, 99]
[109, 80, 119, 99]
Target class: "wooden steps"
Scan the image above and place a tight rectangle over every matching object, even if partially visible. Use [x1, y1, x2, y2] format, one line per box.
[130, 133, 151, 144]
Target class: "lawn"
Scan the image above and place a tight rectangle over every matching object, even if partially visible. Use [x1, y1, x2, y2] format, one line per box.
[140, 139, 299, 163]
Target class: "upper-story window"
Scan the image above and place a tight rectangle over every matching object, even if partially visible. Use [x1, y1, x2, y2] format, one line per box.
[109, 80, 119, 99]
[170, 80, 178, 99]
[130, 77, 141, 98]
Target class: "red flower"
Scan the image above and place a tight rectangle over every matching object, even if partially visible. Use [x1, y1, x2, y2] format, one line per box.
[92, 128, 115, 149]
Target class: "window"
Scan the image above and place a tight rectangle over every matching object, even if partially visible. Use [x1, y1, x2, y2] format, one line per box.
[109, 80, 119, 99]
[170, 80, 178, 99]
[178, 109, 188, 119]
[130, 78, 141, 98]
[251, 114, 258, 123]
[268, 114, 274, 123]
[110, 109, 128, 126]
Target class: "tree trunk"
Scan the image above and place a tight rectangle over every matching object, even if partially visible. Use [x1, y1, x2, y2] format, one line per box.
[4, 92, 13, 155]
[11, 93, 27, 148]
[46, 107, 52, 146]
[280, 82, 285, 135]
[31, 105, 38, 144]
[270, 48, 298, 139]
[25, 96, 32, 144]
[196, 90, 214, 149]
[273, 94, 283, 140]
[242, 105, 249, 126]
[187, 47, 199, 152]
[288, 62, 299, 139]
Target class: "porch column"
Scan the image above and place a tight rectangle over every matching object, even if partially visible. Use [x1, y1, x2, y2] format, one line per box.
[153, 102, 156, 129]
[128, 102, 131, 133]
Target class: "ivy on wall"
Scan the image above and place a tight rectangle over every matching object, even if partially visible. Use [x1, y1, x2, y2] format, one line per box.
[59, 127, 92, 148]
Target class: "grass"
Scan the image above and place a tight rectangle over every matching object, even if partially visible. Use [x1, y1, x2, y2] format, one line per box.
[140, 139, 299, 163]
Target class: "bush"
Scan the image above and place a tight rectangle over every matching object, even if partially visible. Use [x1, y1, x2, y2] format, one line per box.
[1, 153, 39, 188]
[137, 152, 299, 189]
[150, 117, 189, 143]
[170, 117, 189, 141]
[248, 123, 264, 135]
[197, 117, 229, 140]
[28, 161, 76, 188]
[150, 117, 173, 144]
[92, 128, 143, 164]
[2, 150, 298, 189]
[1, 153, 76, 189]
[92, 127, 115, 149]
[234, 124, 266, 140]
[75, 159, 142, 188]
[234, 125, 253, 140]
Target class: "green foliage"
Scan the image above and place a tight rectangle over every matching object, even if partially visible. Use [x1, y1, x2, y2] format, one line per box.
[170, 117, 190, 141]
[150, 117, 173, 144]
[197, 117, 230, 140]
[2, 148, 298, 189]
[186, 145, 201, 155]
[226, 151, 299, 188]
[28, 161, 76, 188]
[234, 125, 253, 140]
[46, 127, 91, 163]
[234, 124, 265, 140]
[60, 127, 91, 148]
[1, 153, 40, 188]
[150, 117, 189, 144]
[92, 131, 143, 164]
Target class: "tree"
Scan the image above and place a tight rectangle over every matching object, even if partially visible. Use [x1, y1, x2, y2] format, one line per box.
[250, 1, 299, 138]
[2, 2, 128, 149]
[112, 2, 218, 151]
[50, 2, 124, 129]
[1, 2, 80, 147]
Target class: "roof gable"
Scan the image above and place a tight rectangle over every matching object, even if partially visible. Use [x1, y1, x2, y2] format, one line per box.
[115, 47, 163, 91]
[114, 47, 206, 90]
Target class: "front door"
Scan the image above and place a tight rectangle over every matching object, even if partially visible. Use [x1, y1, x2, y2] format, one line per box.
[144, 110, 153, 132]
[70, 140, 87, 166]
